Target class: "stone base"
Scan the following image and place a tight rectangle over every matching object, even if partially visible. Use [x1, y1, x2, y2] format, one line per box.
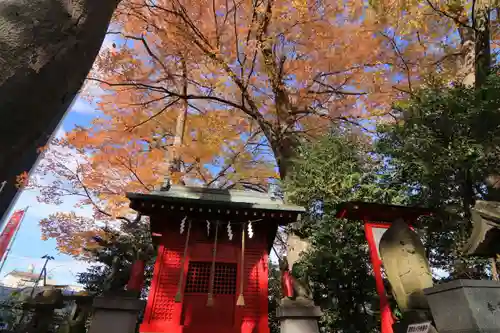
[425, 279, 500, 333]
[276, 299, 322, 333]
[87, 295, 145, 333]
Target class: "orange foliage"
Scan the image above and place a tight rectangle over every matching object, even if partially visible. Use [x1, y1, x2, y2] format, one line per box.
[34, 0, 472, 256]
[92, 0, 395, 178]
[39, 212, 106, 257]
[31, 111, 274, 255]
[93, 0, 468, 173]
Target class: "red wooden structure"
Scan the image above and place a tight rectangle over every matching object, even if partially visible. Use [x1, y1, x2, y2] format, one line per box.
[336, 202, 432, 333]
[127, 186, 305, 333]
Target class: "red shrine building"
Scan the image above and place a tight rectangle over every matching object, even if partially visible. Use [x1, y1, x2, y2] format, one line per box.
[127, 186, 305, 333]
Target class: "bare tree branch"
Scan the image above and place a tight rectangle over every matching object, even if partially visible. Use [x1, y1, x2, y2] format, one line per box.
[126, 98, 180, 131]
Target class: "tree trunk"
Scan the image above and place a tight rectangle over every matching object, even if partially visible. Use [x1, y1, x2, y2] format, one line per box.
[457, 23, 475, 87]
[456, 6, 495, 204]
[455, 4, 495, 278]
[161, 56, 188, 189]
[270, 131, 300, 180]
[456, 4, 491, 88]
[171, 58, 189, 185]
[474, 4, 491, 89]
[471, 5, 499, 201]
[0, 0, 119, 220]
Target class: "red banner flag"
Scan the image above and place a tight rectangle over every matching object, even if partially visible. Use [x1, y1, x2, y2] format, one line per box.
[0, 209, 26, 262]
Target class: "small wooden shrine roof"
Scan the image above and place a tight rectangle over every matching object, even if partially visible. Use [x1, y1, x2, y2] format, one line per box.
[126, 185, 305, 225]
[335, 201, 432, 223]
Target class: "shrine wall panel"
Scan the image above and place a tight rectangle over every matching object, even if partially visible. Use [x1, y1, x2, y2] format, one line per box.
[149, 246, 183, 322]
[141, 239, 185, 333]
[142, 218, 273, 333]
[240, 246, 268, 333]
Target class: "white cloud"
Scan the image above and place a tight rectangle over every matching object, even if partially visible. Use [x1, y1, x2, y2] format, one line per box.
[54, 126, 66, 139]
[32, 138, 89, 188]
[68, 97, 96, 115]
[50, 142, 87, 174]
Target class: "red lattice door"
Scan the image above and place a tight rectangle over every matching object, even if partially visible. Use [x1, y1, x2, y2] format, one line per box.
[182, 261, 237, 330]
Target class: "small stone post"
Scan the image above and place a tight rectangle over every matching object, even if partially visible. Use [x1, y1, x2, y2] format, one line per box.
[276, 299, 323, 333]
[87, 294, 145, 333]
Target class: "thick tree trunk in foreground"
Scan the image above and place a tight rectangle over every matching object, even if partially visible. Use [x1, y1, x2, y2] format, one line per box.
[0, 0, 119, 220]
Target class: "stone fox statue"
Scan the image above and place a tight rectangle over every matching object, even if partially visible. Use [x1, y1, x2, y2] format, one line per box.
[278, 256, 313, 301]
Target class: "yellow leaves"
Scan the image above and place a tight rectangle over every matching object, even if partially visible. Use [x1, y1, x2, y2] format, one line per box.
[291, 0, 308, 16]
[446, 0, 466, 15]
[170, 171, 184, 185]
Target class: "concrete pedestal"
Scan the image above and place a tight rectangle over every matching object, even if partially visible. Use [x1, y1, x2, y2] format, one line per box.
[424, 279, 500, 333]
[276, 299, 323, 333]
[87, 295, 145, 333]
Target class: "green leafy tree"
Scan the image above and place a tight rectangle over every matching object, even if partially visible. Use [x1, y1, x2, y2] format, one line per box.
[0, 297, 21, 330]
[77, 222, 155, 298]
[284, 131, 407, 333]
[268, 261, 281, 333]
[375, 71, 500, 277]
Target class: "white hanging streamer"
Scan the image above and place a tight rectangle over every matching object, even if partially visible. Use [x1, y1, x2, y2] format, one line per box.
[248, 221, 254, 239]
[180, 216, 187, 234]
[227, 222, 233, 240]
[206, 220, 211, 236]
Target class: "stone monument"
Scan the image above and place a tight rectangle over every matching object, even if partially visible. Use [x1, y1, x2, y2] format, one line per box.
[420, 200, 500, 333]
[275, 256, 322, 333]
[379, 218, 434, 311]
[379, 218, 437, 333]
[86, 245, 147, 333]
[57, 292, 93, 333]
[424, 279, 500, 333]
[287, 234, 310, 271]
[380, 201, 500, 333]
[87, 293, 145, 333]
[462, 200, 500, 256]
[20, 286, 65, 333]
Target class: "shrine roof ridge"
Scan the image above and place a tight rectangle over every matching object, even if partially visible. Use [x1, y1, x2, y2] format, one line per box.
[126, 185, 306, 213]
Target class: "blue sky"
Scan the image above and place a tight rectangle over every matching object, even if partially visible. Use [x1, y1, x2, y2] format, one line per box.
[0, 100, 98, 286]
